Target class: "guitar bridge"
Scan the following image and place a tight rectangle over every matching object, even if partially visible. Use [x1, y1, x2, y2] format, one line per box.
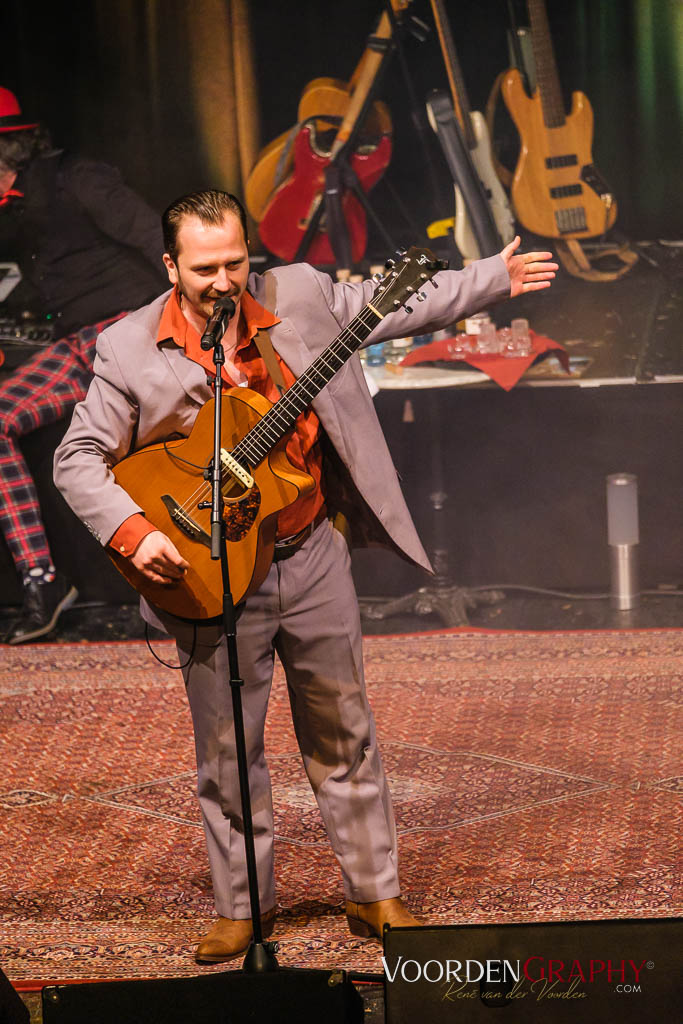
[554, 206, 587, 234]
[161, 495, 210, 548]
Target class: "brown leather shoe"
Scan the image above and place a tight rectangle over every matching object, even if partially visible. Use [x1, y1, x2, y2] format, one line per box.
[195, 908, 276, 964]
[345, 897, 420, 940]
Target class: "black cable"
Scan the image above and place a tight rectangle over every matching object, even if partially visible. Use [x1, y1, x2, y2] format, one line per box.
[360, 585, 683, 605]
[145, 620, 197, 670]
[471, 583, 609, 600]
[473, 584, 683, 600]
[163, 440, 206, 470]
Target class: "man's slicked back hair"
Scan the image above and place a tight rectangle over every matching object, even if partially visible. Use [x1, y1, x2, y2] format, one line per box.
[162, 190, 248, 262]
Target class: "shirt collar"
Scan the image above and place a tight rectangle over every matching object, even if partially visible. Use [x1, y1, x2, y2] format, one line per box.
[156, 287, 280, 349]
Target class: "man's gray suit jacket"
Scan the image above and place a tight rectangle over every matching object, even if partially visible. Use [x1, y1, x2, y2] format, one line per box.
[54, 256, 510, 575]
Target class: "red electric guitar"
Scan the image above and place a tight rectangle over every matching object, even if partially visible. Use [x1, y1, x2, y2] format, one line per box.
[256, 3, 410, 264]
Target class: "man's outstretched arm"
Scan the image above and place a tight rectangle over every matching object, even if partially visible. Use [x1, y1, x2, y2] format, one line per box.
[500, 235, 558, 297]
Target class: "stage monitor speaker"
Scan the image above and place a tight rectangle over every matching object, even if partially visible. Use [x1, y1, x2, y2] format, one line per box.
[42, 967, 363, 1024]
[0, 967, 30, 1024]
[384, 917, 682, 1023]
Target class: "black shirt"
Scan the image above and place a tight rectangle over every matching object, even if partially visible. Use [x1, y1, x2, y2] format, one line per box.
[0, 151, 166, 334]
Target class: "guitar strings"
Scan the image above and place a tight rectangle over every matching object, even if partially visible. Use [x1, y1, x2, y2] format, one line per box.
[174, 305, 381, 519]
[176, 306, 379, 515]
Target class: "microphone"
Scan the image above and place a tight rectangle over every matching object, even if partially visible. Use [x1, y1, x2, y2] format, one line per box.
[200, 296, 236, 350]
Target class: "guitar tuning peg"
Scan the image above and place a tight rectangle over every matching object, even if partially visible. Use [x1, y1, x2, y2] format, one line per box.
[395, 248, 407, 258]
[372, 273, 384, 283]
[429, 279, 439, 288]
[416, 291, 427, 302]
[384, 258, 396, 269]
[404, 305, 414, 314]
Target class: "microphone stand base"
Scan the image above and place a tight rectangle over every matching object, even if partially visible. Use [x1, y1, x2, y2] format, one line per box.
[361, 584, 505, 628]
[243, 940, 280, 973]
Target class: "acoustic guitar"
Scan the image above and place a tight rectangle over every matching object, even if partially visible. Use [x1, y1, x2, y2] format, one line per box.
[501, 0, 616, 239]
[109, 247, 446, 620]
[428, 0, 515, 259]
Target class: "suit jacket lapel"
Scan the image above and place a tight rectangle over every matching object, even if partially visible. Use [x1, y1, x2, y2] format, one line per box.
[158, 340, 213, 407]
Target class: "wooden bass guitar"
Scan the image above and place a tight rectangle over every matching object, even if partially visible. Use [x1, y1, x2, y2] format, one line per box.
[109, 247, 446, 620]
[501, 0, 616, 239]
[428, 0, 515, 258]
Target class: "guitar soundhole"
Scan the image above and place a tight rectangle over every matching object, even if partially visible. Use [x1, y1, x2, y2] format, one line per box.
[222, 485, 261, 542]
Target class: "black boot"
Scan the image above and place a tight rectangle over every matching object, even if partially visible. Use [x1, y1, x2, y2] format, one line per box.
[4, 573, 78, 645]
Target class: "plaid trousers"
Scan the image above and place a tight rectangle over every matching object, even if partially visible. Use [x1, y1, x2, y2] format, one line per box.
[0, 313, 126, 574]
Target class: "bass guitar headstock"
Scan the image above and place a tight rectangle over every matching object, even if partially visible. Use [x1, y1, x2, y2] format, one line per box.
[371, 246, 449, 317]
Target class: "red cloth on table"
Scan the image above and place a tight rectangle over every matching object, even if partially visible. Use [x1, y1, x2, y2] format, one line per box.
[400, 329, 570, 391]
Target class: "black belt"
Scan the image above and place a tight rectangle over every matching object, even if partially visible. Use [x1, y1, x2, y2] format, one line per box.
[273, 506, 327, 562]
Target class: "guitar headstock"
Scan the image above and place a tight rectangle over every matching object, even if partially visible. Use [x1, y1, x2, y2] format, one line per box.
[371, 246, 449, 317]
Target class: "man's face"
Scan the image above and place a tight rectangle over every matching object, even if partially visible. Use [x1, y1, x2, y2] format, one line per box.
[163, 212, 250, 322]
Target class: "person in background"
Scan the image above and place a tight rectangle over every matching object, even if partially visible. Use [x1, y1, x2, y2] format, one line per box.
[0, 87, 167, 644]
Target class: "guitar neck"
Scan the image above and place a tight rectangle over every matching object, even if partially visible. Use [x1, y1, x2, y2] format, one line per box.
[429, 0, 476, 149]
[330, 10, 393, 159]
[528, 0, 566, 128]
[233, 304, 381, 466]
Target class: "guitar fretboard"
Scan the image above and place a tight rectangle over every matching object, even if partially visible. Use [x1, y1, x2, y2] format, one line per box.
[232, 305, 381, 467]
[528, 0, 566, 129]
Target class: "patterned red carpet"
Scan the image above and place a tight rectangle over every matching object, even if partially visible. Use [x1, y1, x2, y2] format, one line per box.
[1, 630, 680, 985]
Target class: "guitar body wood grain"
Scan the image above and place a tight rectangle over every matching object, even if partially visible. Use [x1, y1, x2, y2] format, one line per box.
[298, 78, 391, 136]
[502, 68, 617, 239]
[110, 391, 314, 620]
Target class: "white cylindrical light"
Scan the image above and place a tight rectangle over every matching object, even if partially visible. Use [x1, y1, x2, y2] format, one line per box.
[606, 473, 640, 609]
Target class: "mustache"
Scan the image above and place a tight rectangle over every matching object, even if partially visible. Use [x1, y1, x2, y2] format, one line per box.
[202, 287, 240, 302]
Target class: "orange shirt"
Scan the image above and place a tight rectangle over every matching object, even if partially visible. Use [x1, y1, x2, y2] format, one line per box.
[110, 287, 325, 556]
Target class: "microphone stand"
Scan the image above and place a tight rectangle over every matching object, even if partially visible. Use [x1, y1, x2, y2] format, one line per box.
[201, 301, 279, 973]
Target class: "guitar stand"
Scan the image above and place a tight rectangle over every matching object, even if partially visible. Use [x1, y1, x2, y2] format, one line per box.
[205, 319, 279, 973]
[294, 0, 436, 270]
[293, 29, 399, 269]
[361, 391, 505, 628]
[555, 236, 638, 282]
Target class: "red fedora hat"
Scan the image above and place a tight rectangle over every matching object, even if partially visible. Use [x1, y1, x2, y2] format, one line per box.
[0, 87, 38, 133]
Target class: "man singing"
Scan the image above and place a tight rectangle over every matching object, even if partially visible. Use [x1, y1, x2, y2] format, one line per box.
[54, 189, 556, 962]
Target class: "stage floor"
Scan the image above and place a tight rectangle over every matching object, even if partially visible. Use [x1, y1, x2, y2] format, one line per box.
[2, 628, 680, 1023]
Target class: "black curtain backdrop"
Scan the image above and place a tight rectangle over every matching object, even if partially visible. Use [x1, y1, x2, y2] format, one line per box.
[1, 0, 681, 239]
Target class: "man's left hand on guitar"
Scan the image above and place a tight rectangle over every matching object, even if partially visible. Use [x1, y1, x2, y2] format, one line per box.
[501, 235, 558, 297]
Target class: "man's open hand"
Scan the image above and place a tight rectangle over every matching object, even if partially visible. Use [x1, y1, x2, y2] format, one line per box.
[501, 235, 558, 297]
[131, 530, 189, 584]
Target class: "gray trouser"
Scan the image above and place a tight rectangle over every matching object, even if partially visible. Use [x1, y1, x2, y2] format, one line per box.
[144, 520, 399, 918]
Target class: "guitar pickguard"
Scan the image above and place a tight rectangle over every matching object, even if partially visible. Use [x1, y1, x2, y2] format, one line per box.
[160, 484, 262, 547]
[223, 485, 261, 542]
